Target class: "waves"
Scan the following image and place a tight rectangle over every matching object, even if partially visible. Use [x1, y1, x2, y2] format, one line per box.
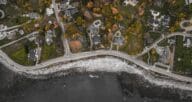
[42, 57, 192, 91]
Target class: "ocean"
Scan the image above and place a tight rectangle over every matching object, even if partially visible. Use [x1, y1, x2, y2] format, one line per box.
[0, 63, 192, 102]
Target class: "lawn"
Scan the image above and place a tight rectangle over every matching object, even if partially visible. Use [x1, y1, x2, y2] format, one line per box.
[174, 36, 192, 74]
[2, 41, 35, 66]
[41, 42, 64, 62]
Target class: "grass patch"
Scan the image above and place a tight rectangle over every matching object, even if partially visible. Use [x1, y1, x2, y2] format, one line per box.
[174, 36, 192, 74]
[41, 43, 63, 62]
[2, 41, 35, 66]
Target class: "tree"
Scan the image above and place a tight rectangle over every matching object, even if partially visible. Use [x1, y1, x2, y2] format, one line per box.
[76, 16, 85, 26]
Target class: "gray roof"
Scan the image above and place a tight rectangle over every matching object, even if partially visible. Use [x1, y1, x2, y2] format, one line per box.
[92, 35, 101, 45]
[113, 36, 124, 46]
[28, 49, 36, 61]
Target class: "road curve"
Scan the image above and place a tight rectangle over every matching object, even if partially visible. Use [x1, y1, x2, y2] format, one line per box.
[1, 49, 192, 82]
[135, 32, 192, 58]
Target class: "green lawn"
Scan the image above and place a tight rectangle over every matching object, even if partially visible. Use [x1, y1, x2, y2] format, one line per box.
[10, 47, 35, 65]
[174, 36, 192, 74]
[3, 44, 35, 66]
[41, 42, 64, 62]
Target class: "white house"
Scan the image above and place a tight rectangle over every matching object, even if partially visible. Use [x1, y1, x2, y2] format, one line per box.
[46, 8, 54, 16]
[123, 0, 139, 6]
[184, 38, 192, 48]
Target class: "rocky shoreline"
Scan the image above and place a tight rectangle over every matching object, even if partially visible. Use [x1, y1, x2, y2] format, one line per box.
[0, 64, 192, 102]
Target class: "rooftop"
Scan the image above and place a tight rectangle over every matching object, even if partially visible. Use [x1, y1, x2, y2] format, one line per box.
[123, 0, 139, 6]
[92, 35, 101, 45]
[0, 0, 7, 5]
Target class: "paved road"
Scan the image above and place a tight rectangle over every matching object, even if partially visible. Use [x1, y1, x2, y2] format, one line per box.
[52, 0, 71, 55]
[1, 49, 192, 82]
[0, 25, 22, 32]
[180, 20, 192, 32]
[0, 31, 39, 49]
[1, 14, 192, 83]
[135, 32, 192, 58]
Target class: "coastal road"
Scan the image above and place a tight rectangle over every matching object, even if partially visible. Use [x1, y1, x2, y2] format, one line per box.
[1, 49, 192, 82]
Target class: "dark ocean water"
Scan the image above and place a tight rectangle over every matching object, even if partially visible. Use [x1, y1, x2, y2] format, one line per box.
[0, 63, 192, 102]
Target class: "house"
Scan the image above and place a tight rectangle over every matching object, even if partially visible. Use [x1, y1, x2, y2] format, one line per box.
[64, 6, 78, 18]
[7, 29, 18, 40]
[183, 37, 192, 48]
[46, 7, 54, 16]
[28, 47, 41, 63]
[87, 20, 102, 35]
[0, 0, 7, 5]
[45, 30, 55, 45]
[92, 34, 101, 45]
[156, 46, 170, 64]
[28, 49, 37, 62]
[161, 15, 170, 28]
[148, 10, 170, 31]
[93, 20, 102, 28]
[18, 29, 24, 35]
[23, 12, 40, 19]
[151, 10, 160, 19]
[60, 1, 78, 20]
[0, 9, 5, 19]
[123, 0, 139, 6]
[149, 10, 161, 31]
[168, 38, 176, 45]
[87, 20, 103, 47]
[0, 25, 19, 40]
[61, 5, 78, 20]
[113, 31, 124, 46]
[185, 0, 192, 5]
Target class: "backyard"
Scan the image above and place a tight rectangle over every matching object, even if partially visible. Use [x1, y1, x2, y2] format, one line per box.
[174, 36, 192, 75]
